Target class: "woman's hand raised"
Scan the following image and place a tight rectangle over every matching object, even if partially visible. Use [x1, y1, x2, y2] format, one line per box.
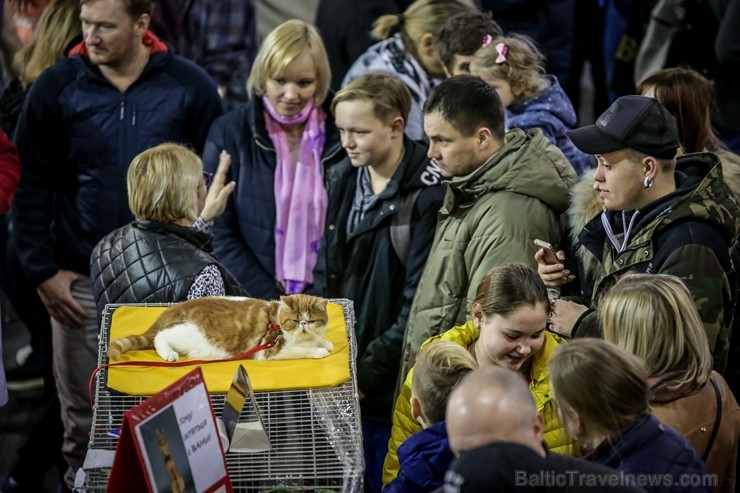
[200, 150, 237, 223]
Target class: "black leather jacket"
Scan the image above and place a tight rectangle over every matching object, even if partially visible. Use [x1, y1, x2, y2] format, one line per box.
[90, 220, 245, 315]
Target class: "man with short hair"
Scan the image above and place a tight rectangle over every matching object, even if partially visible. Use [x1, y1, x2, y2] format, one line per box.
[434, 10, 502, 77]
[13, 0, 223, 485]
[398, 75, 577, 383]
[537, 95, 739, 374]
[442, 367, 647, 492]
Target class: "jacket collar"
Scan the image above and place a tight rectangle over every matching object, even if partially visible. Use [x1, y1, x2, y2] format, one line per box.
[68, 30, 168, 57]
[133, 219, 213, 252]
[68, 31, 172, 84]
[443, 128, 576, 214]
[584, 414, 655, 464]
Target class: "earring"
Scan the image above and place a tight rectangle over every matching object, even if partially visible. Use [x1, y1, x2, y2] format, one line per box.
[643, 176, 654, 189]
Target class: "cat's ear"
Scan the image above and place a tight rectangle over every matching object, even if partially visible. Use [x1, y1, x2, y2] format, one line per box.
[279, 295, 290, 307]
[317, 298, 328, 310]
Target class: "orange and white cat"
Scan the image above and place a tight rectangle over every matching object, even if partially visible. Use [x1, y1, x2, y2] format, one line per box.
[107, 294, 333, 362]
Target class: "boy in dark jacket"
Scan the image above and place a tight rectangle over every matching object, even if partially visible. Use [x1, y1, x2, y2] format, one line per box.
[311, 72, 444, 492]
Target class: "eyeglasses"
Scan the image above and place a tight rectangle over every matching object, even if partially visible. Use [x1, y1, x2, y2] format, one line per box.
[202, 171, 214, 188]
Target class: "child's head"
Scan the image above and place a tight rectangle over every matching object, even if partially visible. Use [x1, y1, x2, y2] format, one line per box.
[433, 10, 502, 77]
[470, 34, 546, 108]
[332, 72, 410, 169]
[471, 263, 551, 373]
[411, 340, 477, 428]
[600, 274, 713, 390]
[549, 339, 650, 448]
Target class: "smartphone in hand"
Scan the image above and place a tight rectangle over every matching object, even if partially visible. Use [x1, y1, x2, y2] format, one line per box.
[534, 239, 559, 265]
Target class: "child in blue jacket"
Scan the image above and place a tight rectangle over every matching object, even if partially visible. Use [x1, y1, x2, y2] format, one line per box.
[471, 34, 593, 176]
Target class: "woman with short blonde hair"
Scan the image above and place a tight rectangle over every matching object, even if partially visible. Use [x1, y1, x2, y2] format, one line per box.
[91, 142, 244, 315]
[127, 143, 203, 224]
[601, 273, 739, 492]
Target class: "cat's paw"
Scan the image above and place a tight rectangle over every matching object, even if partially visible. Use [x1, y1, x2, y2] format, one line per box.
[158, 350, 180, 362]
[311, 347, 330, 359]
[320, 339, 334, 352]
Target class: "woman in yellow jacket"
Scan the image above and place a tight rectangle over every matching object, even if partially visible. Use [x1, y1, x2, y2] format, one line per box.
[382, 263, 578, 485]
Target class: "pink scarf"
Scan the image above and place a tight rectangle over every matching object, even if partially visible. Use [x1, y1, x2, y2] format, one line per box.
[263, 96, 327, 294]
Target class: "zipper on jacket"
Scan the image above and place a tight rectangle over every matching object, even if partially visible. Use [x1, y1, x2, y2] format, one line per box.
[119, 99, 124, 120]
[132, 103, 137, 126]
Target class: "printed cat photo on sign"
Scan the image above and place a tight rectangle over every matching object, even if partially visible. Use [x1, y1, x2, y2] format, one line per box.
[108, 294, 332, 362]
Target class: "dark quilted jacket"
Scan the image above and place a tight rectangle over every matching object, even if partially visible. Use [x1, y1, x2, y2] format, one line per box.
[590, 415, 713, 493]
[90, 220, 245, 315]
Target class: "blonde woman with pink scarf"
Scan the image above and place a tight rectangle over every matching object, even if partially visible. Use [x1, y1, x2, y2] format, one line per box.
[202, 20, 343, 298]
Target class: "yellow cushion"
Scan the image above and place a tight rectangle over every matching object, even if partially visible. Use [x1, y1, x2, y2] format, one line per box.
[105, 302, 350, 395]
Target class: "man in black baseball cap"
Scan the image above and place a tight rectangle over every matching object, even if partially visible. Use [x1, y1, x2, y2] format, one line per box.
[534, 94, 740, 381]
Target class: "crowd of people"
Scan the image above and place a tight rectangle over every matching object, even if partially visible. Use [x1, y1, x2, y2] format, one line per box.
[0, 0, 739, 492]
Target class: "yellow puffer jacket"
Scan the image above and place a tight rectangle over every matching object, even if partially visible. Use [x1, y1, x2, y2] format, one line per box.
[381, 320, 579, 485]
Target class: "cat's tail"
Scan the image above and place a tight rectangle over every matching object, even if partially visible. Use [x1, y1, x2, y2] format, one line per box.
[108, 334, 154, 361]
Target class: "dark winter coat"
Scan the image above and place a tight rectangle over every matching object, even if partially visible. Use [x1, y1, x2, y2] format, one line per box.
[12, 34, 224, 287]
[383, 420, 453, 493]
[202, 95, 342, 300]
[311, 136, 443, 422]
[90, 220, 245, 314]
[589, 415, 713, 493]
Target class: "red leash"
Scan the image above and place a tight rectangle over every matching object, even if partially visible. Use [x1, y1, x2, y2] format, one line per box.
[88, 322, 283, 409]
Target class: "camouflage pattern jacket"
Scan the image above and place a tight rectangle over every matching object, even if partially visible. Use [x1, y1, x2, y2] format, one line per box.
[569, 153, 740, 372]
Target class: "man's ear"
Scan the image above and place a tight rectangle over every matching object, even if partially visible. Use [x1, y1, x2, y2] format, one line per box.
[532, 411, 545, 443]
[476, 126, 494, 150]
[135, 13, 150, 37]
[643, 155, 659, 178]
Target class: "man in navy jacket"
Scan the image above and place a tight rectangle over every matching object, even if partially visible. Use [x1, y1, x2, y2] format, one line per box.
[12, 0, 223, 486]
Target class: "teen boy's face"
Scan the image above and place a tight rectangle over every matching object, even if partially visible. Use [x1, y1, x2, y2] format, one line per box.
[334, 100, 400, 168]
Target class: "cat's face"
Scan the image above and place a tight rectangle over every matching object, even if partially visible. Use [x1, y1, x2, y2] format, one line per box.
[278, 294, 329, 343]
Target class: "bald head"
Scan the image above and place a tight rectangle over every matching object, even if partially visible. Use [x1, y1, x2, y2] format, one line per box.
[446, 366, 545, 456]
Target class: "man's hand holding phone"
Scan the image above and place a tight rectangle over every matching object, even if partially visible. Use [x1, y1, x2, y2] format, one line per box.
[534, 239, 575, 287]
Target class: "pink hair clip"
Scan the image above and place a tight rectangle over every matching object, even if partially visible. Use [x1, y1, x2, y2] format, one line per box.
[481, 34, 494, 47]
[495, 43, 509, 64]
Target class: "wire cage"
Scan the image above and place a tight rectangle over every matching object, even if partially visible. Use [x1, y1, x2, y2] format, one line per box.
[81, 299, 364, 492]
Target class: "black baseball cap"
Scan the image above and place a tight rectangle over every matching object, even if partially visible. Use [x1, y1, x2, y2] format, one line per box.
[566, 95, 679, 159]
